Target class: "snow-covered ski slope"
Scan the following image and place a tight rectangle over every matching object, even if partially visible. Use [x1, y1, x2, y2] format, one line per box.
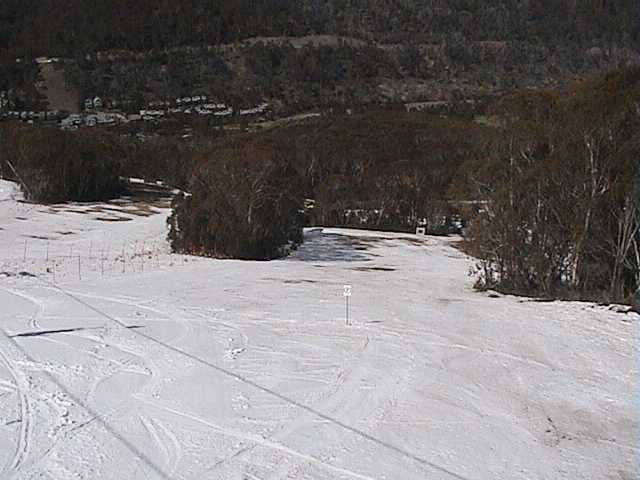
[0, 180, 637, 480]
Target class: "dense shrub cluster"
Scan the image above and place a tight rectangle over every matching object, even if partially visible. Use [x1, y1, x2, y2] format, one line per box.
[168, 138, 304, 260]
[294, 113, 488, 232]
[165, 111, 490, 260]
[0, 122, 126, 203]
[462, 68, 640, 304]
[0, 121, 199, 203]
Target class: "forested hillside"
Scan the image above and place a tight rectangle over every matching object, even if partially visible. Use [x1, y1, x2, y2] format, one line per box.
[1, 1, 638, 112]
[1, 0, 638, 56]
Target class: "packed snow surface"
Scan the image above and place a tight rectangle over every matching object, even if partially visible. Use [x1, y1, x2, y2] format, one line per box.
[0, 180, 637, 479]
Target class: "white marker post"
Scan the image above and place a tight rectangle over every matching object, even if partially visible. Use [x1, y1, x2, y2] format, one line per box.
[343, 284, 352, 325]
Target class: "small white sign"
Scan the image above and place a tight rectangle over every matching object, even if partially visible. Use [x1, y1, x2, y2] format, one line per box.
[343, 285, 352, 297]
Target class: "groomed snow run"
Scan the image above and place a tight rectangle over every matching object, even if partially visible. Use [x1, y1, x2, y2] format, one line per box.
[0, 179, 637, 480]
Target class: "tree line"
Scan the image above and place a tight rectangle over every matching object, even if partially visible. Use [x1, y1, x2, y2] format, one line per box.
[165, 111, 488, 259]
[0, 122, 191, 202]
[0, 122, 125, 202]
[462, 68, 640, 304]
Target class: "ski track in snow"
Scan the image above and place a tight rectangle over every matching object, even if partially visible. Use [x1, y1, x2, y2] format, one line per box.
[0, 180, 637, 480]
[44, 285, 407, 479]
[0, 343, 32, 476]
[1, 288, 44, 330]
[139, 415, 183, 476]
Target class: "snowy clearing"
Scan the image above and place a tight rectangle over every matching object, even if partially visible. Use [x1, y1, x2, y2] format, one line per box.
[0, 179, 637, 480]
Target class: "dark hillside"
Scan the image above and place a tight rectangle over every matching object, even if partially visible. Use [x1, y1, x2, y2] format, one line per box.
[1, 1, 638, 111]
[1, 1, 637, 56]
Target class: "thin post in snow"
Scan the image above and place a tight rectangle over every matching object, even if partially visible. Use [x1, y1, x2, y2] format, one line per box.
[23, 239, 27, 263]
[343, 285, 352, 325]
[142, 240, 146, 272]
[152, 240, 156, 267]
[346, 295, 350, 325]
[133, 241, 138, 272]
[45, 241, 49, 262]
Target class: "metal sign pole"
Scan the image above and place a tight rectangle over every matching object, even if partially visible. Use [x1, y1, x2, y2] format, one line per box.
[343, 284, 352, 325]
